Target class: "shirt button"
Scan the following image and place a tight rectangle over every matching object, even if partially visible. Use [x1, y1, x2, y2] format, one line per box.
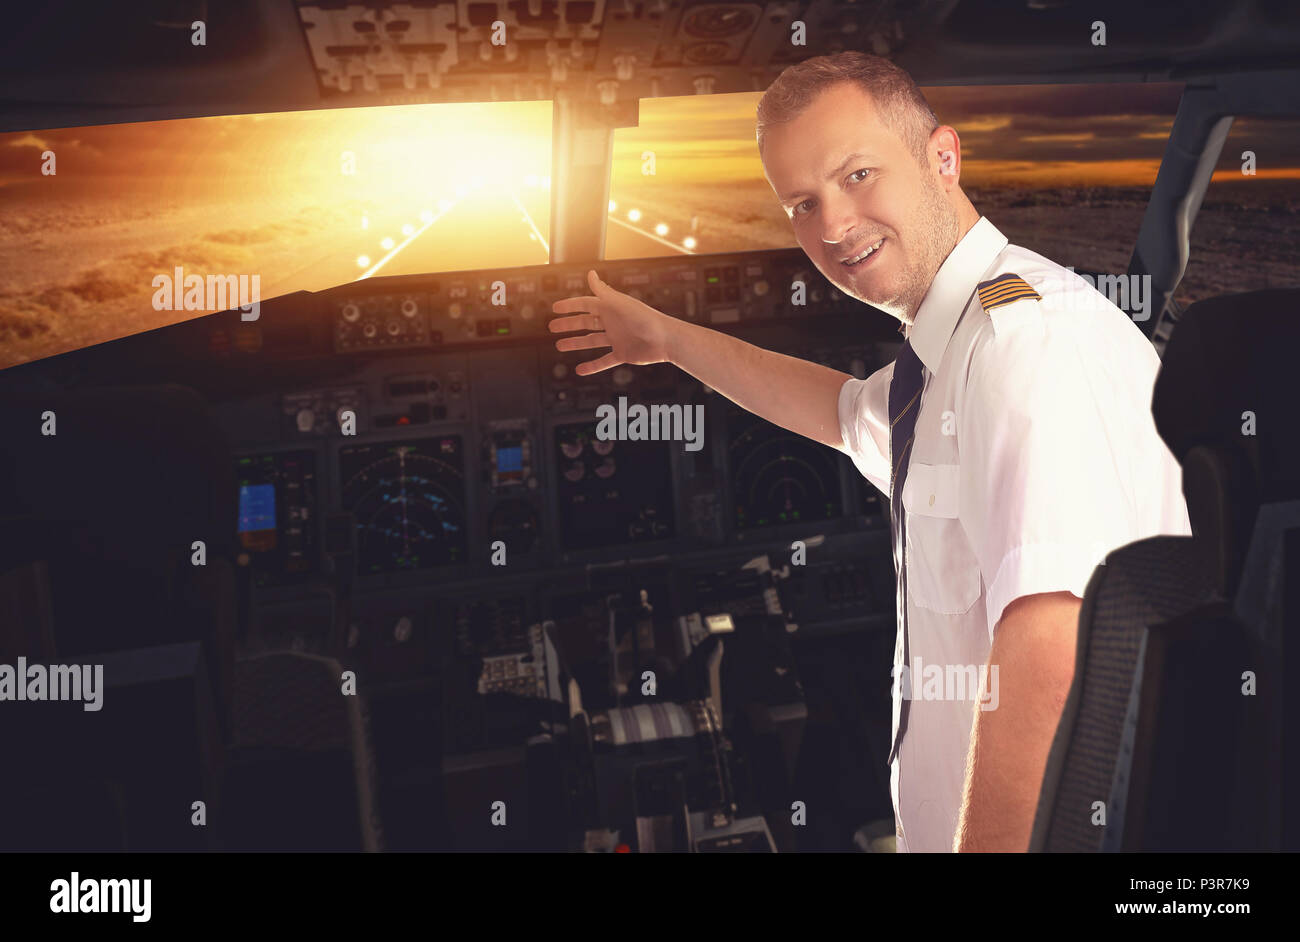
[928, 494, 935, 507]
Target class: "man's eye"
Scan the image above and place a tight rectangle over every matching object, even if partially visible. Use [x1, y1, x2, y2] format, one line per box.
[793, 200, 814, 216]
[850, 168, 871, 183]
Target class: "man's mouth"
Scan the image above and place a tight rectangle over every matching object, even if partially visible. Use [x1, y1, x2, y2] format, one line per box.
[841, 237, 885, 269]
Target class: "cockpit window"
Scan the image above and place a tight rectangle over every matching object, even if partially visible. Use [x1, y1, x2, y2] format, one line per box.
[0, 101, 552, 370]
[605, 92, 794, 261]
[605, 82, 1186, 280]
[1173, 115, 1300, 310]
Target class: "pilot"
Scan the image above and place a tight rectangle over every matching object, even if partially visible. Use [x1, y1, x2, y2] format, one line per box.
[550, 51, 1192, 852]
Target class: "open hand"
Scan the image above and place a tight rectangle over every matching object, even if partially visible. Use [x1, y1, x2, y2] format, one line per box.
[548, 270, 674, 376]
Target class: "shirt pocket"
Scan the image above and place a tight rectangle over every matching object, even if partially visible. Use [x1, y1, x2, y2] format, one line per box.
[901, 462, 981, 615]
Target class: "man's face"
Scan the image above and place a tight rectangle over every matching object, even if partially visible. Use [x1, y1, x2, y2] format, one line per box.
[762, 82, 958, 323]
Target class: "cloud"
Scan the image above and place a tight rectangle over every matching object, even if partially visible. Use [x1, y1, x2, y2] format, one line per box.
[7, 134, 50, 149]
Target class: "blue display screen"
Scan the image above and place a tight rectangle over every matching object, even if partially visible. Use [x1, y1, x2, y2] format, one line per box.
[496, 445, 523, 473]
[238, 484, 276, 532]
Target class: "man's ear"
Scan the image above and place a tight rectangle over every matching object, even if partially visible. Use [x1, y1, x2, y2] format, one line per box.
[929, 126, 963, 185]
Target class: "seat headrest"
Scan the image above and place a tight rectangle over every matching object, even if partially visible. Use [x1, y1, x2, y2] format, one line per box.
[1154, 289, 1300, 504]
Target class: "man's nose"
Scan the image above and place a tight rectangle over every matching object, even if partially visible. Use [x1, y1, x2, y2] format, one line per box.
[819, 191, 859, 246]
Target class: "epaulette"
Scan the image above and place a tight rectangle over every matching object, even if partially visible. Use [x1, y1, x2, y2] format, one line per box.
[976, 273, 1041, 312]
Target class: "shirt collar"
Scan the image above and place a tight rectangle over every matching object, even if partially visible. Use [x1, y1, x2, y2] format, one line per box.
[904, 216, 1008, 374]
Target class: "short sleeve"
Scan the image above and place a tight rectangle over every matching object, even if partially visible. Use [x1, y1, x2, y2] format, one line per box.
[957, 319, 1149, 636]
[838, 363, 894, 499]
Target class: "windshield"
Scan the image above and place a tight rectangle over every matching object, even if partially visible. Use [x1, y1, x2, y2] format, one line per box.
[605, 82, 1187, 271]
[0, 101, 552, 369]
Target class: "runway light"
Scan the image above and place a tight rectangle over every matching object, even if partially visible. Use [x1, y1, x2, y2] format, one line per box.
[438, 198, 453, 212]
[381, 237, 395, 250]
[655, 223, 669, 236]
[628, 208, 642, 222]
[357, 255, 371, 268]
[608, 200, 617, 212]
[683, 237, 697, 250]
[401, 223, 415, 236]
[420, 209, 434, 223]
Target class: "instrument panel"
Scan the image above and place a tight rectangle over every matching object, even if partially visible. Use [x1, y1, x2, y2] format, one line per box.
[235, 450, 320, 587]
[203, 247, 898, 597]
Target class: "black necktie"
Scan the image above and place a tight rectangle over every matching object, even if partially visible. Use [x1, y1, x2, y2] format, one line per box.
[887, 338, 925, 766]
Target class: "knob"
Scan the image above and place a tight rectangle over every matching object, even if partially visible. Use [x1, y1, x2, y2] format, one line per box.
[612, 366, 633, 387]
[394, 616, 413, 643]
[362, 322, 378, 338]
[400, 298, 419, 318]
[614, 55, 636, 81]
[693, 75, 715, 95]
[552, 362, 569, 380]
[296, 408, 315, 433]
[386, 319, 401, 336]
[448, 302, 463, 319]
[752, 280, 770, 296]
[520, 303, 535, 320]
[342, 303, 361, 323]
[598, 80, 618, 106]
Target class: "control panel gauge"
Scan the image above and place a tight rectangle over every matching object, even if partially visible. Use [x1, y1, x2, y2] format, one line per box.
[339, 437, 467, 573]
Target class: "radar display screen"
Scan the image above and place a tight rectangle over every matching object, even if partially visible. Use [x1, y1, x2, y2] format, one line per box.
[727, 410, 842, 531]
[554, 421, 675, 551]
[339, 436, 467, 574]
[234, 450, 318, 586]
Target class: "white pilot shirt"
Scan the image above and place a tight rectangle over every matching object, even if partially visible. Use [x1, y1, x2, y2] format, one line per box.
[837, 216, 1192, 852]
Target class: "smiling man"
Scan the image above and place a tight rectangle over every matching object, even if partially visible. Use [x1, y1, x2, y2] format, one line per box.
[550, 51, 1192, 852]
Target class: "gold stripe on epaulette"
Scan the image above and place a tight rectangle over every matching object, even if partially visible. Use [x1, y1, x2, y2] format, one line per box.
[977, 273, 1040, 311]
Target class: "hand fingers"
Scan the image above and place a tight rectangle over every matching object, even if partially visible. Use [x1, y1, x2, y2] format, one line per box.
[588, 269, 609, 295]
[554, 332, 609, 352]
[551, 295, 600, 315]
[548, 311, 602, 333]
[574, 351, 621, 376]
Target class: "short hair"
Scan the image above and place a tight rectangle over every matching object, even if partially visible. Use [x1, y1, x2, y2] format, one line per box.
[756, 52, 939, 164]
